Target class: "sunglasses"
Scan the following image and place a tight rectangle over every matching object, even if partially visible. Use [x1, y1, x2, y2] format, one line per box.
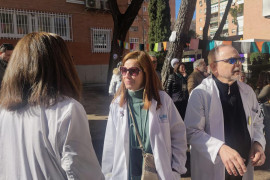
[215, 57, 245, 64]
[120, 66, 142, 76]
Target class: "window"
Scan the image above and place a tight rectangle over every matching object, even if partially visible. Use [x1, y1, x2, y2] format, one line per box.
[199, 27, 203, 31]
[130, 38, 139, 43]
[199, 18, 203, 22]
[232, 29, 236, 33]
[0, 8, 72, 40]
[91, 28, 112, 53]
[211, 4, 219, 13]
[0, 12, 14, 34]
[130, 26, 138, 32]
[143, 6, 147, 12]
[199, 9, 203, 14]
[199, 1, 203, 6]
[16, 13, 28, 35]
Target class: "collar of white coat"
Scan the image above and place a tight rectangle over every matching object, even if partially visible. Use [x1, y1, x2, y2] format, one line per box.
[203, 74, 249, 95]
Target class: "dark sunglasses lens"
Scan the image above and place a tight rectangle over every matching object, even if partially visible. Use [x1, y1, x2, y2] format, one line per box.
[120, 67, 127, 75]
[228, 58, 237, 64]
[129, 68, 140, 76]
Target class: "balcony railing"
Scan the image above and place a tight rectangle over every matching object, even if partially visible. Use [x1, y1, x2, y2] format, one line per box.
[237, 0, 244, 5]
[210, 17, 218, 22]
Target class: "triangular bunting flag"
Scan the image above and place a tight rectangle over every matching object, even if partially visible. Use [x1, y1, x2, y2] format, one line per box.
[154, 43, 159, 52]
[146, 43, 150, 52]
[163, 42, 167, 51]
[255, 42, 264, 52]
[222, 41, 232, 45]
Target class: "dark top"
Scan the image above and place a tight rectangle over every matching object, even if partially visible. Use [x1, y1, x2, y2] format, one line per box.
[166, 73, 189, 103]
[213, 75, 251, 168]
[258, 85, 270, 104]
[0, 58, 7, 85]
[127, 88, 151, 180]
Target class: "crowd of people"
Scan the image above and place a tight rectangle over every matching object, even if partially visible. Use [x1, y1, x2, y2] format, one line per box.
[0, 32, 268, 180]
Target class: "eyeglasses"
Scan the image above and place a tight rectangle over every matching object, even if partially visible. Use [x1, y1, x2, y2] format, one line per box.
[120, 66, 142, 76]
[215, 57, 245, 64]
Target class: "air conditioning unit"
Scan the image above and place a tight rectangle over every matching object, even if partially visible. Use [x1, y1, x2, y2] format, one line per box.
[86, 0, 101, 9]
[263, 0, 270, 18]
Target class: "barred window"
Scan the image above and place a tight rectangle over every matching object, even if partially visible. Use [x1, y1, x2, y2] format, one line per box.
[129, 38, 139, 43]
[91, 28, 112, 53]
[0, 8, 72, 40]
[129, 26, 138, 32]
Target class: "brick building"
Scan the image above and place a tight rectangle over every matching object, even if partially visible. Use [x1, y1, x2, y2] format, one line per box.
[196, 0, 270, 40]
[196, 0, 243, 39]
[0, 0, 128, 83]
[243, 0, 270, 39]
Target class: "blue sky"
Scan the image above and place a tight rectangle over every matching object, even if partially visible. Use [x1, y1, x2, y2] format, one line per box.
[175, 0, 196, 19]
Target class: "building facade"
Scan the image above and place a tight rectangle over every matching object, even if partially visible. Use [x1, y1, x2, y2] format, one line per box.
[196, 0, 243, 39]
[244, 0, 270, 40]
[128, 0, 175, 47]
[0, 0, 128, 83]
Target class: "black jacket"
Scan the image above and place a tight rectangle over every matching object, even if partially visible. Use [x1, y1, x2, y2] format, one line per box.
[0, 59, 7, 85]
[166, 73, 189, 102]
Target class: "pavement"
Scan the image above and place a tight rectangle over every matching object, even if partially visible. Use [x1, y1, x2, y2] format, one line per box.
[81, 83, 270, 179]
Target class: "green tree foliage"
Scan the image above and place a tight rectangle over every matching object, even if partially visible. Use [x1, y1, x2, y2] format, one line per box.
[230, 4, 244, 25]
[148, 0, 171, 70]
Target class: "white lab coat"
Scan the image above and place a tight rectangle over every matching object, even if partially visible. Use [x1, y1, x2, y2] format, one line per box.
[0, 97, 104, 180]
[184, 75, 266, 180]
[109, 72, 121, 95]
[102, 91, 187, 180]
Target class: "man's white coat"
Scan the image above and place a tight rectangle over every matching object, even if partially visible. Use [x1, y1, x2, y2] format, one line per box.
[185, 76, 266, 180]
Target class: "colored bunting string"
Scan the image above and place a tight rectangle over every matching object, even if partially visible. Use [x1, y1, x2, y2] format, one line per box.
[117, 39, 270, 54]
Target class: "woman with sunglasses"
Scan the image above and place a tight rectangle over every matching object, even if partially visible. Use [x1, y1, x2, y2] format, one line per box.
[0, 32, 104, 180]
[102, 51, 187, 180]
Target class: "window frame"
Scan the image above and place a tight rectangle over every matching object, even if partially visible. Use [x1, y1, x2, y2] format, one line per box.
[0, 8, 72, 40]
[91, 28, 112, 53]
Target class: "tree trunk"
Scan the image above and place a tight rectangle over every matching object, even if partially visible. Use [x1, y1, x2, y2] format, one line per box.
[161, 0, 197, 88]
[106, 0, 144, 86]
[202, 0, 211, 61]
[203, 0, 211, 40]
[213, 0, 232, 40]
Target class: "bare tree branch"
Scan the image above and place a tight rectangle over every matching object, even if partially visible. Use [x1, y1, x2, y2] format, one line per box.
[213, 0, 233, 40]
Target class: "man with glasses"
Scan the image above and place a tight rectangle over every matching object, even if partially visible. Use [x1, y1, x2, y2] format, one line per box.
[184, 45, 265, 180]
[0, 43, 14, 86]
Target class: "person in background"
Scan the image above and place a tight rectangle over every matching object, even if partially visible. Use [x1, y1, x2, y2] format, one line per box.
[149, 53, 161, 80]
[187, 58, 207, 94]
[0, 43, 14, 85]
[171, 58, 180, 69]
[102, 51, 187, 180]
[0, 32, 104, 180]
[257, 71, 270, 170]
[185, 45, 265, 180]
[166, 62, 189, 119]
[239, 71, 247, 83]
[109, 62, 122, 96]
